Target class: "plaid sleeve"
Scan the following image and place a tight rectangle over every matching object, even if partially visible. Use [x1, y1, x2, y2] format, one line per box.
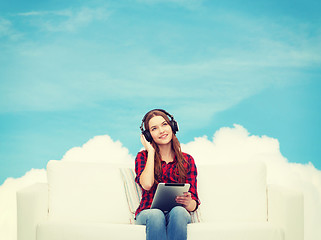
[184, 153, 200, 206]
[135, 150, 148, 187]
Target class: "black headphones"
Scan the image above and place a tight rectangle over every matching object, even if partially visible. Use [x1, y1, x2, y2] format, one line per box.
[140, 109, 179, 143]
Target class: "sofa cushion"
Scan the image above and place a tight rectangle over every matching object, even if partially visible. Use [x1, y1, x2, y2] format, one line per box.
[47, 160, 131, 223]
[187, 222, 284, 240]
[36, 221, 284, 240]
[37, 220, 146, 240]
[197, 161, 267, 222]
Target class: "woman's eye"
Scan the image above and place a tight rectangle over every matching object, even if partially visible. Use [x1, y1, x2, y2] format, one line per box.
[163, 122, 168, 126]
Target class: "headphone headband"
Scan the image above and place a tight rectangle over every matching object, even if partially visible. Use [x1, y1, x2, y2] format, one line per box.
[140, 109, 174, 130]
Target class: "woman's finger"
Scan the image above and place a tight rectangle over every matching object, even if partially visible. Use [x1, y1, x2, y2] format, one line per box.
[176, 193, 192, 205]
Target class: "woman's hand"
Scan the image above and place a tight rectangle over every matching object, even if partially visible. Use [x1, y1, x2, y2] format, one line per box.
[176, 192, 192, 207]
[140, 134, 155, 153]
[139, 134, 155, 191]
[176, 192, 197, 212]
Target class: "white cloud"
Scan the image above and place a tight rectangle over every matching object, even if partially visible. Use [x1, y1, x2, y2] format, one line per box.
[0, 17, 12, 36]
[61, 135, 134, 163]
[182, 124, 321, 240]
[0, 125, 320, 240]
[16, 10, 71, 17]
[45, 7, 109, 32]
[0, 17, 22, 40]
[17, 7, 110, 32]
[0, 169, 46, 240]
[136, 0, 203, 10]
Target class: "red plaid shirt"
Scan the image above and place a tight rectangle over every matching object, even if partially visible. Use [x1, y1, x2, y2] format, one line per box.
[135, 150, 200, 217]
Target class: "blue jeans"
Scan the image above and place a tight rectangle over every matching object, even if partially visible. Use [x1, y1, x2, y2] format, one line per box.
[135, 206, 191, 240]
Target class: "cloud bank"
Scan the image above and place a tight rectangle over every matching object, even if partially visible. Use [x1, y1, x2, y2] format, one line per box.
[182, 124, 321, 240]
[0, 125, 320, 240]
[0, 169, 47, 240]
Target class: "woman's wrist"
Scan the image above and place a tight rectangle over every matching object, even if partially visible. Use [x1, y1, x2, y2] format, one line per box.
[147, 148, 155, 155]
[186, 199, 197, 212]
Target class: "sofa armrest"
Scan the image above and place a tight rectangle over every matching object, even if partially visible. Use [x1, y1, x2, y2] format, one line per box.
[267, 184, 304, 240]
[17, 183, 49, 240]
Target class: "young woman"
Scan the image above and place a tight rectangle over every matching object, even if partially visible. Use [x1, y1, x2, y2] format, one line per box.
[135, 109, 200, 240]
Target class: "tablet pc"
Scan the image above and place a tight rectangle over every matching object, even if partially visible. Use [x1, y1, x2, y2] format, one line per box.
[151, 183, 190, 212]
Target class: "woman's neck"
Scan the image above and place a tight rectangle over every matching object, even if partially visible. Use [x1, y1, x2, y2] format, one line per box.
[158, 144, 174, 163]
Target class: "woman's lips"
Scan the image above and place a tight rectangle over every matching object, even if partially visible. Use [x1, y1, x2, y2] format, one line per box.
[159, 134, 168, 139]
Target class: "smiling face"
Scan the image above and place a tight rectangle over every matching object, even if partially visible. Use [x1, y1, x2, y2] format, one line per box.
[148, 115, 173, 146]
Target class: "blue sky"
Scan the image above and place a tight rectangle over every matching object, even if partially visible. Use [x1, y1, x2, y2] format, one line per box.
[1, 0, 321, 184]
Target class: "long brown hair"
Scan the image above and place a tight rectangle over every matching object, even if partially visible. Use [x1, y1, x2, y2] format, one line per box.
[144, 110, 188, 183]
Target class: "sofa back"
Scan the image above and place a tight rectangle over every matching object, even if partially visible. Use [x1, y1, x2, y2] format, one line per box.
[47, 160, 133, 223]
[197, 161, 267, 223]
[46, 160, 267, 224]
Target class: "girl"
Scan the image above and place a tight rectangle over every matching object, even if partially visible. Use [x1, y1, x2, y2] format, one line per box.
[135, 109, 200, 240]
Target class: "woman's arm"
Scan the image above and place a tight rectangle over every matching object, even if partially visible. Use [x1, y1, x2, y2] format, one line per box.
[139, 135, 155, 191]
[176, 153, 200, 212]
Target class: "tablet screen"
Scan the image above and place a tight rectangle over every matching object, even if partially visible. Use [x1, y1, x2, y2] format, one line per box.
[151, 183, 190, 212]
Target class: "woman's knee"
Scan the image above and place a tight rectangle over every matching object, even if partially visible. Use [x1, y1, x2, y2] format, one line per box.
[168, 206, 191, 223]
[170, 206, 189, 216]
[136, 209, 166, 226]
[148, 209, 165, 221]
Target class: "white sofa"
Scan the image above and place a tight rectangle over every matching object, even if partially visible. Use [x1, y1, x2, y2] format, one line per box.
[17, 160, 304, 240]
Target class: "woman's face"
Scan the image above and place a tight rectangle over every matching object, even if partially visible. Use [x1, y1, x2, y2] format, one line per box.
[148, 115, 173, 145]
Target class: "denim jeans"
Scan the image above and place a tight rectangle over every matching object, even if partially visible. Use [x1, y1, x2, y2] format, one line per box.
[135, 206, 191, 240]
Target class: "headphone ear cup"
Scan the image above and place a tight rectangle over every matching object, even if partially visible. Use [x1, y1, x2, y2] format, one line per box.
[171, 120, 179, 134]
[143, 130, 153, 143]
